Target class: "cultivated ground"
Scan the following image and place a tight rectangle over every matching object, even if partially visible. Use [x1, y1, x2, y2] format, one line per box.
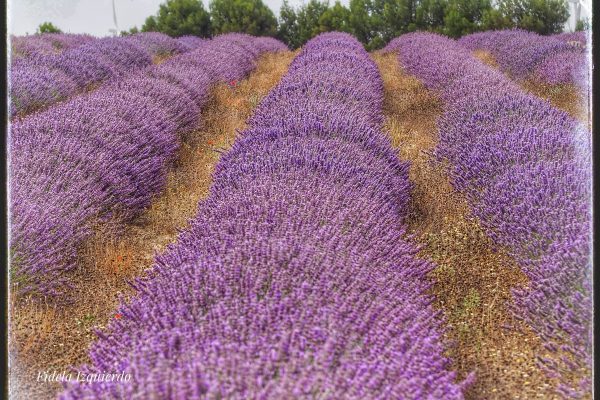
[373, 52, 562, 400]
[10, 48, 587, 399]
[473, 49, 589, 125]
[9, 50, 295, 400]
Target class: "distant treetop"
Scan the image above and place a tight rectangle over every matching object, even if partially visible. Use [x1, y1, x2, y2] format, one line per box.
[142, 0, 211, 37]
[37, 22, 62, 34]
[138, 0, 574, 49]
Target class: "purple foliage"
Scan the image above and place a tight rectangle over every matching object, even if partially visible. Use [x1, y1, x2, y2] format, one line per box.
[386, 32, 592, 398]
[124, 32, 189, 56]
[253, 36, 290, 52]
[11, 35, 57, 58]
[10, 33, 193, 117]
[53, 38, 152, 87]
[9, 35, 285, 299]
[59, 32, 470, 399]
[43, 33, 96, 50]
[10, 57, 79, 116]
[533, 49, 588, 87]
[552, 31, 587, 48]
[211, 32, 289, 55]
[459, 29, 589, 89]
[176, 35, 208, 51]
[11, 33, 95, 59]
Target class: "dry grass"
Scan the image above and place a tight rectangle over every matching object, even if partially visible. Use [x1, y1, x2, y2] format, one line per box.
[472, 50, 589, 125]
[9, 50, 295, 400]
[521, 80, 589, 126]
[373, 52, 560, 399]
[472, 49, 498, 68]
[152, 53, 172, 65]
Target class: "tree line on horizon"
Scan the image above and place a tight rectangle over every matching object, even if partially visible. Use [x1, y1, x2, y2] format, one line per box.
[39, 0, 587, 50]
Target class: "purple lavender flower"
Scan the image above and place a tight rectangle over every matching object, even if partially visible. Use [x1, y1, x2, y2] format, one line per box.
[124, 32, 189, 56]
[9, 33, 203, 117]
[11, 33, 95, 59]
[58, 32, 469, 399]
[9, 35, 286, 299]
[459, 29, 589, 90]
[386, 32, 592, 398]
[176, 35, 208, 51]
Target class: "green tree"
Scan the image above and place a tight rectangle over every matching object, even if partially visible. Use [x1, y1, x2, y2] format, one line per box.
[348, 0, 409, 50]
[415, 0, 447, 31]
[318, 1, 352, 33]
[37, 22, 62, 34]
[575, 18, 590, 31]
[120, 26, 140, 36]
[210, 0, 277, 36]
[296, 0, 330, 44]
[480, 7, 513, 30]
[443, 0, 493, 37]
[348, 0, 376, 46]
[142, 0, 211, 37]
[498, 0, 568, 34]
[377, 0, 419, 41]
[277, 0, 301, 48]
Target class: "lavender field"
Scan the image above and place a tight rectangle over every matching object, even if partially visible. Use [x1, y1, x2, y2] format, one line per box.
[8, 29, 592, 399]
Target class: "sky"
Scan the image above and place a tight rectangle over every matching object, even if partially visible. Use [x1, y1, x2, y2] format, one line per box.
[8, 0, 590, 37]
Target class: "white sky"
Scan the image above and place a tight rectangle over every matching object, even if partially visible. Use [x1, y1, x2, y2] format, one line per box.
[8, 0, 590, 37]
[8, 0, 349, 37]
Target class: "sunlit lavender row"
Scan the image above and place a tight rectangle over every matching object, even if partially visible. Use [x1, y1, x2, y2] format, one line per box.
[59, 32, 471, 399]
[9, 34, 286, 299]
[385, 32, 592, 398]
[9, 32, 198, 117]
[459, 29, 589, 88]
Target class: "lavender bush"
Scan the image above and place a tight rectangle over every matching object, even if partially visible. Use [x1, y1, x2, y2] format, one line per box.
[59, 32, 471, 399]
[9, 32, 192, 117]
[253, 36, 290, 53]
[176, 35, 208, 51]
[385, 32, 592, 398]
[10, 57, 79, 117]
[124, 32, 189, 56]
[552, 31, 587, 47]
[11, 33, 95, 59]
[459, 29, 589, 89]
[9, 34, 286, 299]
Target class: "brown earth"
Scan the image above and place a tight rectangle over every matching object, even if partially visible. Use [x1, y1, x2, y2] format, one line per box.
[520, 80, 589, 127]
[9, 50, 295, 400]
[372, 52, 560, 399]
[473, 50, 589, 125]
[472, 49, 499, 68]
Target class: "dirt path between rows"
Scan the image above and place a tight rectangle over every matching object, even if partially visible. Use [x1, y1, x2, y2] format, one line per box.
[472, 49, 589, 126]
[372, 52, 560, 400]
[9, 50, 295, 400]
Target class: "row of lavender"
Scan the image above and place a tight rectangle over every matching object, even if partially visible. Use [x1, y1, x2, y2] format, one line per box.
[9, 33, 287, 299]
[60, 32, 470, 399]
[459, 29, 589, 89]
[385, 32, 592, 398]
[11, 33, 96, 59]
[11, 32, 206, 59]
[10, 32, 206, 117]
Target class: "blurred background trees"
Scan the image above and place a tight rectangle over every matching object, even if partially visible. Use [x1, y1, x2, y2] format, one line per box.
[141, 0, 211, 37]
[210, 0, 278, 36]
[37, 22, 62, 34]
[498, 0, 569, 34]
[133, 0, 573, 49]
